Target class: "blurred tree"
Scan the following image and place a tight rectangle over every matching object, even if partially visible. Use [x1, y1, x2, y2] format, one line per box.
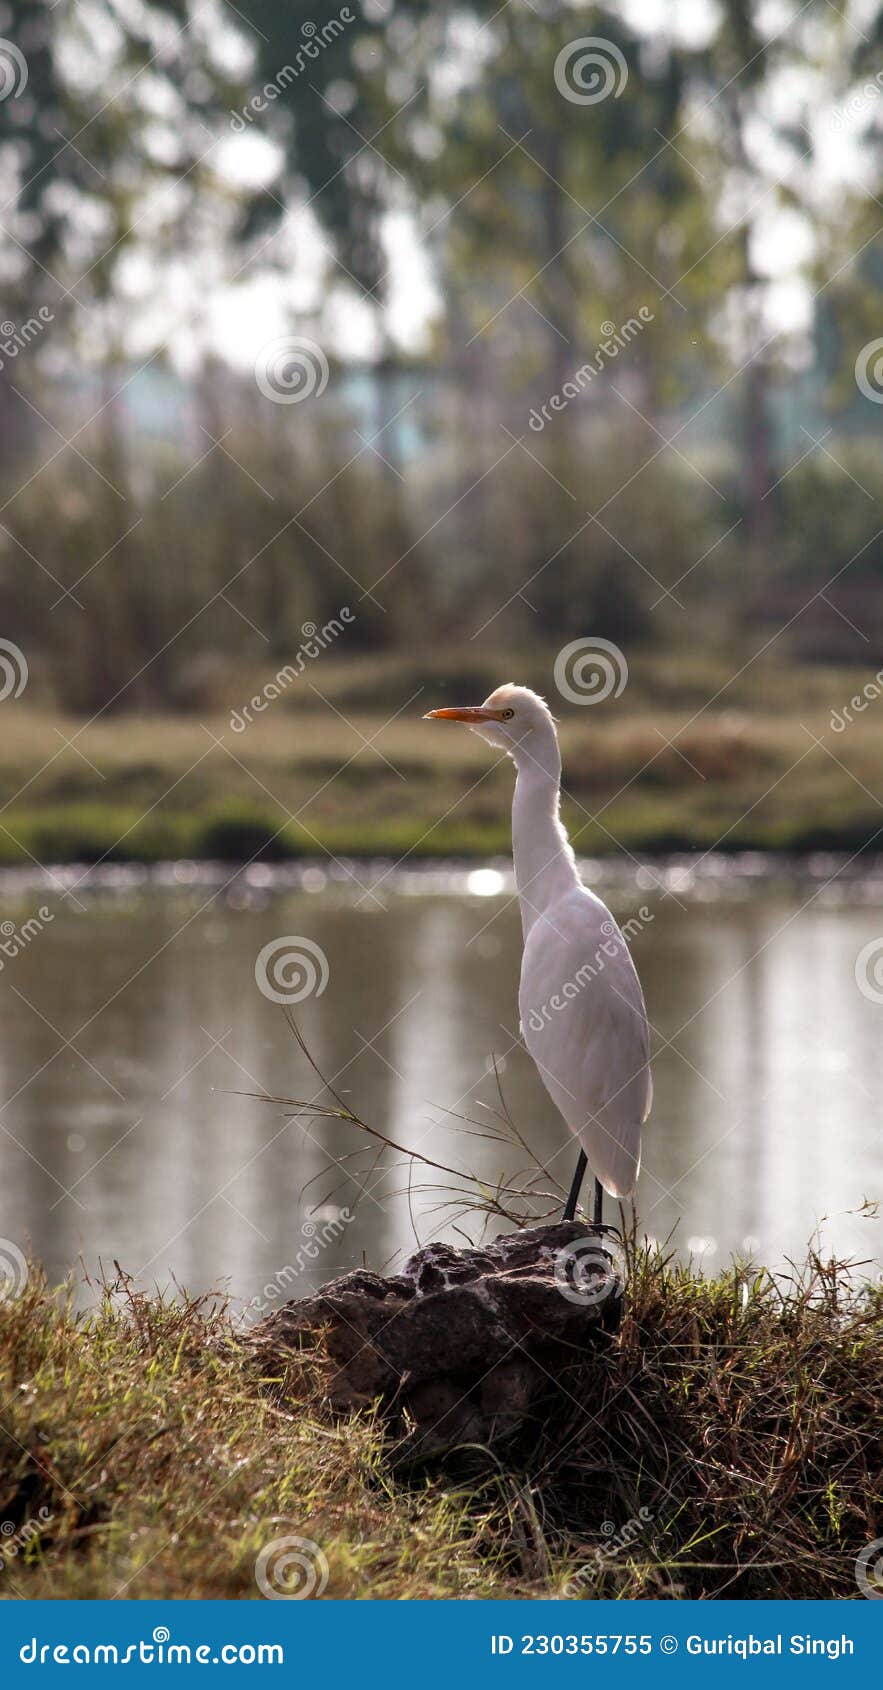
[812, 3, 883, 420]
[691, 0, 788, 543]
[220, 4, 730, 645]
[1, 0, 879, 698]
[229, 4, 726, 394]
[0, 0, 248, 445]
[228, 0, 391, 295]
[373, 6, 722, 403]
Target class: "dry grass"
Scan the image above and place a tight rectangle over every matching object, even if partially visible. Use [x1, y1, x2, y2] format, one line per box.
[1, 1240, 880, 1600]
[0, 1266, 515, 1601]
[538, 1235, 883, 1598]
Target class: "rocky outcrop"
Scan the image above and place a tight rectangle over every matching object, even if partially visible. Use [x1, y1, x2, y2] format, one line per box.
[251, 1222, 623, 1464]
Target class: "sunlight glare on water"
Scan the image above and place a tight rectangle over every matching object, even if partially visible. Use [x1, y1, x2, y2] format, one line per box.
[465, 868, 508, 896]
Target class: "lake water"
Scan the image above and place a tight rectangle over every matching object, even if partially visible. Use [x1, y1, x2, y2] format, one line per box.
[1, 854, 881, 1312]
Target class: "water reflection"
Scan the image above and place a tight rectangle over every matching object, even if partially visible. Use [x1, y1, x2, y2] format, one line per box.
[0, 857, 880, 1305]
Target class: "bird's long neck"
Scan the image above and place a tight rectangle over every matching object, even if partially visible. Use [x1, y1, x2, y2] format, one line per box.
[511, 730, 579, 939]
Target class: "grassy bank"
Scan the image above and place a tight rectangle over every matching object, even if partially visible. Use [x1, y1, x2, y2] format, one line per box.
[0, 648, 882, 869]
[1, 1247, 880, 1600]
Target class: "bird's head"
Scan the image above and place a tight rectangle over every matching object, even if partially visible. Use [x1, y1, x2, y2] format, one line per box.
[424, 683, 556, 757]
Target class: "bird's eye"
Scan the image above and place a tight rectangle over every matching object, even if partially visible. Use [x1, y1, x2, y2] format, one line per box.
[501, 707, 514, 720]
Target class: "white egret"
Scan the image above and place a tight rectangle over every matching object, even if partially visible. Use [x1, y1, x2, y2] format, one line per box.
[424, 683, 652, 1227]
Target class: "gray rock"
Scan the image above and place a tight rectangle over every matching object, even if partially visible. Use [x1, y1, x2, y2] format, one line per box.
[251, 1222, 623, 1464]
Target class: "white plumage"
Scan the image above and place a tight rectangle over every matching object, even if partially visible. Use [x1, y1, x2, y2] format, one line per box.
[425, 682, 652, 1204]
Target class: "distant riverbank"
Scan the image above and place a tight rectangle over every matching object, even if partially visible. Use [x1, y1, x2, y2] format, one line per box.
[1, 648, 881, 866]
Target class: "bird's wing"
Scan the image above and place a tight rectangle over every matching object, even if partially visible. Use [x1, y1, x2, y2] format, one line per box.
[519, 889, 651, 1198]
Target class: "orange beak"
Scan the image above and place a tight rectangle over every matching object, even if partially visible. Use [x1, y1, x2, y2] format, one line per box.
[423, 706, 503, 723]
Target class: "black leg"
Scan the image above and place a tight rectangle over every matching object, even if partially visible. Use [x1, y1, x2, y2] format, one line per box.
[593, 1178, 603, 1227]
[562, 1149, 588, 1222]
